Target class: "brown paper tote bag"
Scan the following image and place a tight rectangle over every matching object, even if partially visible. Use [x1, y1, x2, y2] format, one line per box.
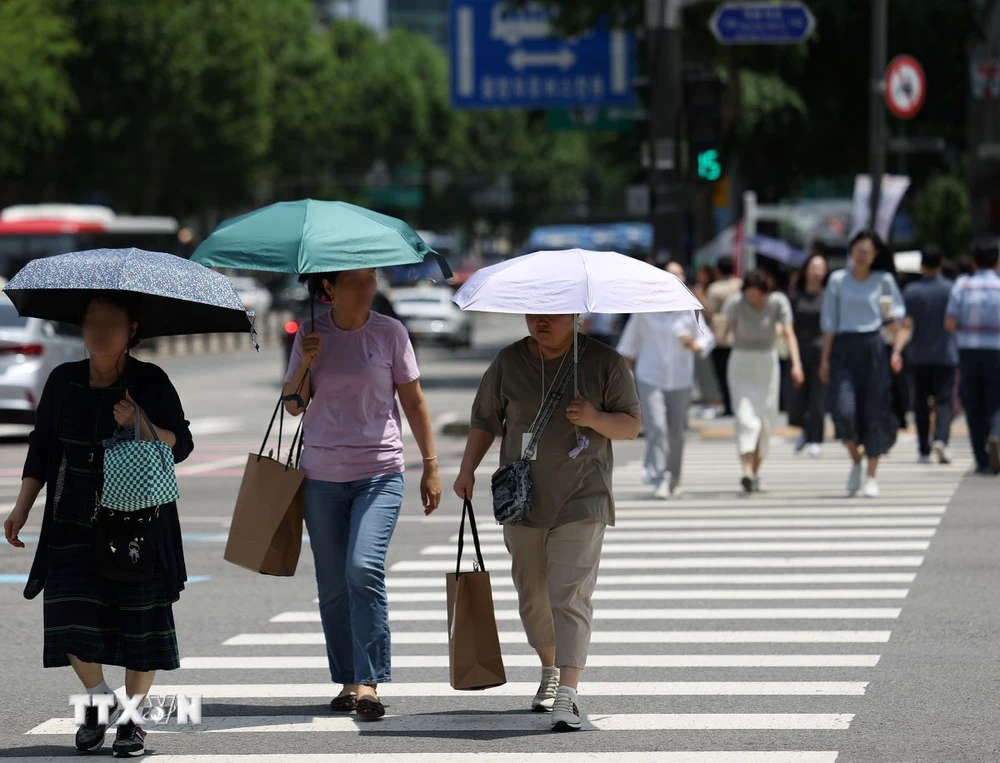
[224, 394, 306, 576]
[446, 499, 507, 691]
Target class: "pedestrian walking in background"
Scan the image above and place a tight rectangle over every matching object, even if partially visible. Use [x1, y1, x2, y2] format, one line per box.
[3, 293, 194, 757]
[820, 232, 907, 498]
[691, 264, 724, 417]
[722, 270, 804, 492]
[618, 267, 716, 498]
[283, 267, 443, 720]
[789, 252, 830, 458]
[705, 256, 743, 417]
[945, 241, 1000, 474]
[454, 314, 641, 732]
[902, 245, 959, 464]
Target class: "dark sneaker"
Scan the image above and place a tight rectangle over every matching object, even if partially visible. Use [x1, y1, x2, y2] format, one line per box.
[987, 436, 1000, 475]
[75, 696, 122, 752]
[112, 721, 147, 757]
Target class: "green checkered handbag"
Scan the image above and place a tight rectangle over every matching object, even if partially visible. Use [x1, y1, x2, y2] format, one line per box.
[92, 405, 179, 582]
[101, 405, 180, 511]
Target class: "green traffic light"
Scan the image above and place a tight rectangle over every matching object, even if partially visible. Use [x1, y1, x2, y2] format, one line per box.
[697, 149, 722, 181]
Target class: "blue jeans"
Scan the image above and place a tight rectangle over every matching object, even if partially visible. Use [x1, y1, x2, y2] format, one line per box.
[303, 473, 403, 685]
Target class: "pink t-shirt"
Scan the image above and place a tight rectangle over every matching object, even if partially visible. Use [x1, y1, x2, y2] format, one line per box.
[284, 310, 419, 483]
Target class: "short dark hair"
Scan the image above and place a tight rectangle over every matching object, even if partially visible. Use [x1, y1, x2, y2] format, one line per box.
[742, 269, 773, 294]
[303, 272, 338, 302]
[848, 231, 896, 275]
[921, 243, 944, 271]
[972, 240, 1000, 270]
[84, 291, 143, 349]
[717, 256, 736, 277]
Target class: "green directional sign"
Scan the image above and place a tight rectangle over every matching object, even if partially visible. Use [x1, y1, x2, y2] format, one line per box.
[546, 106, 644, 131]
[696, 149, 722, 181]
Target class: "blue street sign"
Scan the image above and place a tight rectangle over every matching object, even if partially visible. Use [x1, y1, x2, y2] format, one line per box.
[450, 0, 637, 110]
[709, 2, 817, 46]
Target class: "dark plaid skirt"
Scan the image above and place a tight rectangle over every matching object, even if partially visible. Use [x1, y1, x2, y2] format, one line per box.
[43, 518, 180, 671]
[828, 331, 898, 458]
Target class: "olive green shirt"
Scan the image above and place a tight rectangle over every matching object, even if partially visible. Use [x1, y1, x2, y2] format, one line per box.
[470, 335, 641, 529]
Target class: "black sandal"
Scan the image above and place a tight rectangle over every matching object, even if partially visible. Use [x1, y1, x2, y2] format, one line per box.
[330, 692, 357, 712]
[355, 696, 385, 720]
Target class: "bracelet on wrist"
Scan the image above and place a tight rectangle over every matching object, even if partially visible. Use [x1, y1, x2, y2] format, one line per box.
[423, 455, 438, 462]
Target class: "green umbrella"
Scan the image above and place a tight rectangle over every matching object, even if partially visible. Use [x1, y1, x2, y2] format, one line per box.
[191, 199, 452, 278]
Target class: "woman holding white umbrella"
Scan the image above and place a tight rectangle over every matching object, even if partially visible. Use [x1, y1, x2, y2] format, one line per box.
[451, 249, 700, 732]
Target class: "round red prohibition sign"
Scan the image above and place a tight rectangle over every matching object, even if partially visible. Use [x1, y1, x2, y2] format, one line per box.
[884, 55, 926, 120]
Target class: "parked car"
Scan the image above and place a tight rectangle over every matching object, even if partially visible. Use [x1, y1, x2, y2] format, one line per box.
[231, 276, 273, 315]
[0, 295, 85, 424]
[390, 283, 472, 349]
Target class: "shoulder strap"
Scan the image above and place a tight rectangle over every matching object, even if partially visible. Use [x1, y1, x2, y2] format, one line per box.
[455, 498, 485, 577]
[524, 337, 587, 460]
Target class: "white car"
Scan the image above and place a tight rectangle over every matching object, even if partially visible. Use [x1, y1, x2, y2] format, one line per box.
[391, 284, 472, 348]
[230, 276, 273, 315]
[0, 295, 86, 424]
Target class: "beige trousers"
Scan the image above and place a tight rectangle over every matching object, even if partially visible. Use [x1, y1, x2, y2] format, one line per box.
[502, 519, 606, 669]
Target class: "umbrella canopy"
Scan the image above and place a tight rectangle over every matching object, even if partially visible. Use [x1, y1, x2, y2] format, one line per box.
[452, 248, 703, 315]
[4, 248, 256, 342]
[191, 199, 452, 278]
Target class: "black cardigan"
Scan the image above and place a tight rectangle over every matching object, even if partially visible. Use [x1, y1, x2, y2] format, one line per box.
[21, 358, 194, 600]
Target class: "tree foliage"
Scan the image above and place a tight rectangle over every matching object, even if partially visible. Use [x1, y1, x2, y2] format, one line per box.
[914, 174, 971, 258]
[0, 0, 78, 174]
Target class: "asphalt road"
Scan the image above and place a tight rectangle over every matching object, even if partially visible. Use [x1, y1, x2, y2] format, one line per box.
[1, 313, 998, 762]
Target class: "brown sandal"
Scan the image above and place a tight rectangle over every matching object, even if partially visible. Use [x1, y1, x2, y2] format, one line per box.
[355, 696, 385, 720]
[330, 692, 357, 712]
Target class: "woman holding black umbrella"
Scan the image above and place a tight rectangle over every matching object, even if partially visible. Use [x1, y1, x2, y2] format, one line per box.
[4, 292, 194, 757]
[2, 247, 252, 757]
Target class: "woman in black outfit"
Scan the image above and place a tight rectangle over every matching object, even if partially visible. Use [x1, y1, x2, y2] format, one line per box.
[3, 292, 193, 758]
[790, 252, 830, 457]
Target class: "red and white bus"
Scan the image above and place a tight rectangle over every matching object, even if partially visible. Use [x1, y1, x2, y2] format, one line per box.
[0, 204, 183, 280]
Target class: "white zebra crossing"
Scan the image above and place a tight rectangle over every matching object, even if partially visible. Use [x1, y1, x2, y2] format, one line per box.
[23, 441, 970, 761]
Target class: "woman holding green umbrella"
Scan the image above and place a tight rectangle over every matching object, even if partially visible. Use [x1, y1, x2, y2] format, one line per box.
[194, 200, 448, 719]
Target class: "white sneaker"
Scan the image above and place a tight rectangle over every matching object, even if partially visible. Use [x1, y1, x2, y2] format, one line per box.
[531, 668, 559, 712]
[918, 454, 932, 465]
[862, 477, 880, 498]
[653, 479, 670, 500]
[847, 462, 863, 494]
[807, 443, 822, 458]
[550, 687, 582, 731]
[933, 442, 952, 464]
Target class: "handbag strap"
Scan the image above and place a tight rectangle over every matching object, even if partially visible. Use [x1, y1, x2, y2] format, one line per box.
[455, 498, 486, 577]
[524, 337, 588, 461]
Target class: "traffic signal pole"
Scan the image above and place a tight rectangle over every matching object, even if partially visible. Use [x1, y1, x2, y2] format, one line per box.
[646, 0, 687, 266]
[868, 0, 888, 233]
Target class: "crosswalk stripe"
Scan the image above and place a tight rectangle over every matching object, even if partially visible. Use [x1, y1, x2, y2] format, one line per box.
[609, 506, 945, 516]
[420, 541, 930, 554]
[178, 654, 881, 669]
[100, 682, 868, 698]
[390, 556, 926, 572]
[224, 630, 892, 646]
[27, 715, 854, 736]
[342, 588, 912, 603]
[450, 529, 937, 540]
[384, 573, 917, 588]
[1, 754, 845, 762]
[271, 608, 902, 623]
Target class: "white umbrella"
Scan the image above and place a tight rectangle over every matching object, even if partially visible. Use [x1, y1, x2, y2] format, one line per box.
[453, 248, 704, 394]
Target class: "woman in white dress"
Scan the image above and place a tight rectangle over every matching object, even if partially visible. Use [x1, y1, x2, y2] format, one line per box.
[723, 270, 804, 492]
